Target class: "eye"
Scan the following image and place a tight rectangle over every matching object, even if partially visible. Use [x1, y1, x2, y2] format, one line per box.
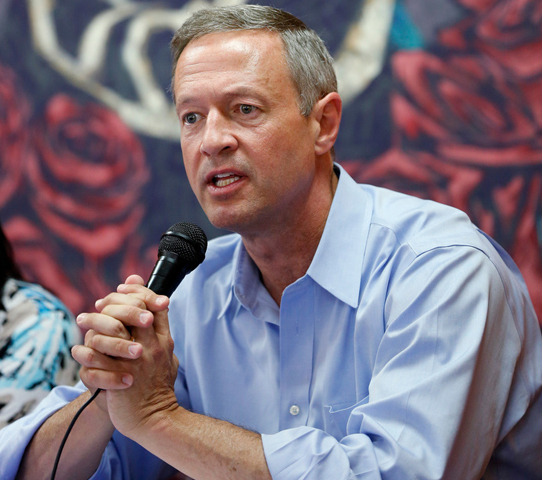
[183, 113, 200, 124]
[239, 104, 256, 115]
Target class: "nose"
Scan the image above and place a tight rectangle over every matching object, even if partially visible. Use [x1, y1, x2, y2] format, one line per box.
[200, 110, 238, 157]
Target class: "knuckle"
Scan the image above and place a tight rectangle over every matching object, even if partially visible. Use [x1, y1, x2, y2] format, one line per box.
[150, 344, 163, 361]
[126, 294, 147, 310]
[102, 292, 117, 304]
[113, 338, 124, 355]
[84, 329, 95, 345]
[88, 334, 103, 352]
[127, 305, 143, 321]
[137, 297, 149, 310]
[85, 349, 96, 364]
[86, 368, 98, 384]
[145, 292, 157, 307]
[112, 321, 126, 338]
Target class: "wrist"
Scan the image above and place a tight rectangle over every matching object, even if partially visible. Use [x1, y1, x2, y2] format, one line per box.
[129, 393, 184, 443]
[85, 390, 111, 420]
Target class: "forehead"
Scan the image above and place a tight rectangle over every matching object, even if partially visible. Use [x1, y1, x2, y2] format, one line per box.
[184, 29, 284, 60]
[173, 30, 296, 103]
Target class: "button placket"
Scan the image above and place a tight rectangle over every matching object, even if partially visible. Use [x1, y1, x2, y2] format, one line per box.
[278, 279, 315, 429]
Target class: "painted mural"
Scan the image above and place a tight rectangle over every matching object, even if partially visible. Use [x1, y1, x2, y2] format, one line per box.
[0, 0, 540, 322]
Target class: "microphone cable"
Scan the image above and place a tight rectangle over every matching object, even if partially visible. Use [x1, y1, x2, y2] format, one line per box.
[49, 221, 207, 479]
[51, 388, 102, 480]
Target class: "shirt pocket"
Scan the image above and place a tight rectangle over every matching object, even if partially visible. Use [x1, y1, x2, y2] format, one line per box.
[323, 396, 369, 440]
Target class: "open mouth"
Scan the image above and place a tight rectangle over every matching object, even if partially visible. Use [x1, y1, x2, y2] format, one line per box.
[213, 173, 241, 187]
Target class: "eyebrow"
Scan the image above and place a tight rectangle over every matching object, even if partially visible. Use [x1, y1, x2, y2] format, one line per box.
[175, 96, 197, 114]
[175, 86, 267, 114]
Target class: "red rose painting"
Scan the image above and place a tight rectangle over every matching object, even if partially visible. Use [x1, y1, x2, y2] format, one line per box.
[27, 94, 150, 260]
[0, 0, 540, 322]
[344, 0, 542, 321]
[0, 63, 30, 208]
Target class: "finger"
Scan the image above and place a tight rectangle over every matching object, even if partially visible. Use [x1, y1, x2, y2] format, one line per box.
[78, 314, 132, 340]
[130, 319, 175, 374]
[172, 353, 179, 373]
[97, 304, 155, 330]
[72, 345, 135, 389]
[124, 274, 145, 285]
[117, 283, 170, 313]
[80, 366, 133, 390]
[86, 334, 143, 359]
[149, 308, 173, 338]
[73, 344, 129, 369]
[95, 292, 148, 313]
[84, 328, 96, 346]
[128, 307, 172, 345]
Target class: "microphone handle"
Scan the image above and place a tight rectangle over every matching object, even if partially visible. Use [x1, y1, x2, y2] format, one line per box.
[146, 252, 191, 297]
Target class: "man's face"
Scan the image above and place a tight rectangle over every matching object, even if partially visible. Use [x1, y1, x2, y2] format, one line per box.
[173, 30, 321, 237]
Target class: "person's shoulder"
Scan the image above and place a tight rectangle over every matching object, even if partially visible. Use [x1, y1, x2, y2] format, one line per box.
[3, 278, 73, 316]
[361, 184, 482, 254]
[0, 279, 79, 354]
[361, 185, 526, 297]
[362, 183, 468, 226]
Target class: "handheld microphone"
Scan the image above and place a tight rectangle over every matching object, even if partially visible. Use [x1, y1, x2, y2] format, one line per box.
[146, 221, 208, 296]
[51, 222, 207, 480]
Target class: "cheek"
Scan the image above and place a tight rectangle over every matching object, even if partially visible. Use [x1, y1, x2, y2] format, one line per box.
[180, 146, 199, 189]
[180, 133, 197, 162]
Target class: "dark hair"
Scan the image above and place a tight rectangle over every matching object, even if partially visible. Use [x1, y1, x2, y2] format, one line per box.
[170, 5, 337, 117]
[0, 224, 24, 309]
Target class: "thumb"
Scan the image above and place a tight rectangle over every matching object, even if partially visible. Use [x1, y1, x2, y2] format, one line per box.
[150, 308, 172, 338]
[125, 274, 145, 285]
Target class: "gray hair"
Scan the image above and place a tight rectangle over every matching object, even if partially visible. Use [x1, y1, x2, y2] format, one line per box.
[170, 5, 337, 116]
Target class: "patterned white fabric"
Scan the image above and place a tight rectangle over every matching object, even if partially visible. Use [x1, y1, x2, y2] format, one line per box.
[0, 279, 81, 428]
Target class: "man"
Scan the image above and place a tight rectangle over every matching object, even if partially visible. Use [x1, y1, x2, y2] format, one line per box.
[2, 5, 541, 479]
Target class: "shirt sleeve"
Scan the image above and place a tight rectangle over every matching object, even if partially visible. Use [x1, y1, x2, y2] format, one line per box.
[0, 381, 177, 480]
[89, 431, 178, 480]
[262, 246, 535, 479]
[0, 382, 86, 480]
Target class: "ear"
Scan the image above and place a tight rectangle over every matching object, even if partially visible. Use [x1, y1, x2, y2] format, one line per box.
[312, 92, 342, 156]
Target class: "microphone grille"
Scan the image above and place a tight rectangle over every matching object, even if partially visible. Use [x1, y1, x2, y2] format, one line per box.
[158, 222, 208, 268]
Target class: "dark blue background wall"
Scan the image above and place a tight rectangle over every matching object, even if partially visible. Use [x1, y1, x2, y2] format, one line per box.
[1, 0, 541, 322]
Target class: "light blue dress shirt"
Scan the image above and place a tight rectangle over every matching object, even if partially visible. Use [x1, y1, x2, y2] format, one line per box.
[1, 165, 541, 479]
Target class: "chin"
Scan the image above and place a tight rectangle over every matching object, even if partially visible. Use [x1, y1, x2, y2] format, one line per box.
[210, 214, 264, 237]
[207, 212, 245, 233]
[204, 202, 266, 236]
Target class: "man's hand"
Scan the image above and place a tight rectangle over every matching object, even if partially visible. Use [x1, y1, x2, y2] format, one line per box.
[73, 275, 271, 480]
[72, 274, 179, 438]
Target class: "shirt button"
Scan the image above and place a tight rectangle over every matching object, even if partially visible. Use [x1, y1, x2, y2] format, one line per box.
[289, 405, 300, 416]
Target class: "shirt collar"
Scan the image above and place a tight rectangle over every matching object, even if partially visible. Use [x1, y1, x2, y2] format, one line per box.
[306, 164, 372, 308]
[223, 163, 372, 317]
[218, 239, 280, 323]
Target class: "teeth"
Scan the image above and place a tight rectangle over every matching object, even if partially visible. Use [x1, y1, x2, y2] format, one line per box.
[214, 174, 240, 187]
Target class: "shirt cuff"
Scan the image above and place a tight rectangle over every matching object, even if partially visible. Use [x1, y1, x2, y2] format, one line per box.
[262, 426, 371, 479]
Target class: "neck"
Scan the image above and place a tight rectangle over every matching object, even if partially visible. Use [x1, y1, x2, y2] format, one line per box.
[242, 165, 338, 305]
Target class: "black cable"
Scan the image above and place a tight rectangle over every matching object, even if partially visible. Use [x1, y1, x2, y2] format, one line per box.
[50, 388, 102, 480]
